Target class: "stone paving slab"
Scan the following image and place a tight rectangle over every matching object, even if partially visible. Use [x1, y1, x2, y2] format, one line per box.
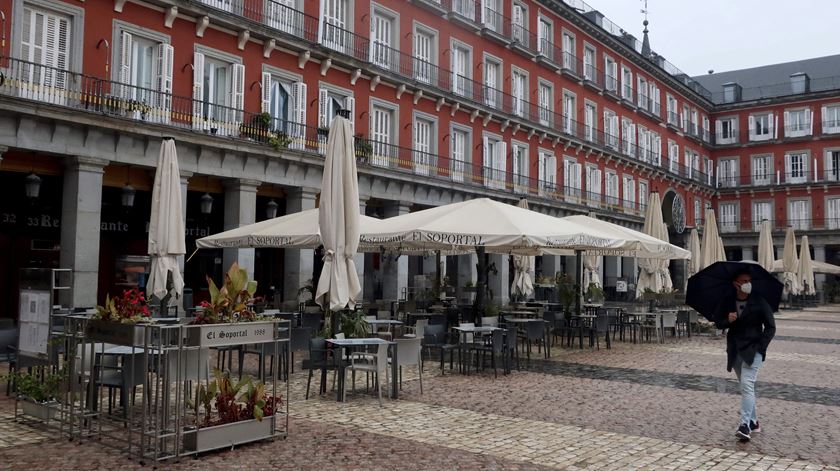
[293, 397, 839, 471]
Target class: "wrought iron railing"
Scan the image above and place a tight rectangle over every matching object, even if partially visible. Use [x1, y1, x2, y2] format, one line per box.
[717, 218, 838, 233]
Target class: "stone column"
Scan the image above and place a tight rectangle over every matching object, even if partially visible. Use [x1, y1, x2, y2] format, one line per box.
[603, 256, 618, 288]
[456, 252, 478, 304]
[487, 253, 510, 305]
[283, 188, 318, 302]
[622, 256, 637, 297]
[177, 172, 192, 275]
[222, 179, 259, 278]
[60, 156, 107, 308]
[814, 244, 827, 291]
[381, 201, 411, 301]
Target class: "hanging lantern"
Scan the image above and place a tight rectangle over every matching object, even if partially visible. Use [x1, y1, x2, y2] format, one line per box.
[200, 192, 214, 215]
[121, 184, 136, 208]
[266, 199, 278, 219]
[25, 172, 41, 199]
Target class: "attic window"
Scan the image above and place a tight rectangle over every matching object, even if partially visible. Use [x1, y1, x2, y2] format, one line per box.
[790, 73, 809, 94]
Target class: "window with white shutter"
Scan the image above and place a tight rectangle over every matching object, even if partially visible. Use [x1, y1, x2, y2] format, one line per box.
[561, 32, 575, 71]
[482, 135, 505, 189]
[787, 200, 810, 230]
[621, 66, 632, 100]
[605, 171, 619, 205]
[563, 159, 581, 198]
[413, 117, 434, 176]
[636, 75, 647, 109]
[538, 82, 552, 126]
[19, 5, 72, 105]
[718, 159, 738, 188]
[638, 181, 648, 209]
[621, 118, 632, 155]
[825, 150, 840, 182]
[583, 45, 595, 81]
[192, 52, 243, 136]
[752, 202, 772, 231]
[537, 17, 551, 55]
[752, 155, 771, 185]
[827, 198, 840, 229]
[785, 152, 808, 184]
[563, 93, 576, 134]
[451, 127, 469, 182]
[370, 104, 393, 167]
[451, 44, 470, 97]
[822, 105, 840, 134]
[784, 108, 811, 137]
[512, 70, 526, 118]
[512, 143, 528, 193]
[199, 0, 234, 12]
[668, 141, 679, 173]
[370, 9, 395, 70]
[483, 59, 500, 107]
[265, 0, 296, 34]
[622, 175, 635, 210]
[413, 28, 434, 84]
[719, 203, 737, 233]
[321, 0, 349, 52]
[586, 165, 602, 204]
[494, 141, 508, 190]
[113, 25, 174, 124]
[604, 55, 617, 91]
[538, 150, 556, 195]
[584, 102, 595, 142]
[511, 3, 526, 42]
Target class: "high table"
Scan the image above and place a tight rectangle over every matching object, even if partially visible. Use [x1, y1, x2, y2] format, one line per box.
[326, 338, 398, 402]
[366, 319, 403, 337]
[452, 325, 501, 374]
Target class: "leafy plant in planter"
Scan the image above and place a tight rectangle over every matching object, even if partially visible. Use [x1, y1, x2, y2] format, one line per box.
[339, 311, 369, 338]
[241, 112, 272, 141]
[188, 369, 282, 428]
[584, 282, 605, 304]
[268, 131, 293, 151]
[192, 263, 259, 325]
[4, 367, 62, 403]
[354, 134, 373, 162]
[555, 273, 577, 320]
[94, 288, 152, 324]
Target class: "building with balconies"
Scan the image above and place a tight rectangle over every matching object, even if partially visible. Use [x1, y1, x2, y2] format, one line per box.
[0, 0, 835, 319]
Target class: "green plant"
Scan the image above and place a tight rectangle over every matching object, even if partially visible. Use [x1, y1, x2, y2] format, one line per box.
[536, 274, 554, 285]
[268, 131, 293, 150]
[186, 369, 282, 427]
[192, 263, 259, 325]
[5, 367, 62, 403]
[339, 311, 369, 338]
[354, 134, 373, 158]
[555, 273, 577, 317]
[464, 280, 474, 288]
[585, 282, 605, 303]
[483, 303, 500, 318]
[94, 288, 152, 324]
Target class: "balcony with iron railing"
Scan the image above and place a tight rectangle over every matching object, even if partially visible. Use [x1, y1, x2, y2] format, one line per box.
[479, 7, 512, 45]
[717, 218, 839, 234]
[716, 170, 840, 189]
[0, 55, 653, 218]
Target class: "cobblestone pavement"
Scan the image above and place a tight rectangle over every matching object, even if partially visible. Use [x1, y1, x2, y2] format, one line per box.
[0, 307, 838, 470]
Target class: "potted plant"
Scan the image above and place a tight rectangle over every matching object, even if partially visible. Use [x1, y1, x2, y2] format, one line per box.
[555, 273, 577, 321]
[584, 282, 605, 304]
[187, 263, 276, 347]
[338, 311, 369, 338]
[184, 369, 282, 453]
[241, 112, 272, 141]
[268, 131, 293, 151]
[354, 134, 373, 162]
[317, 126, 330, 138]
[462, 280, 477, 292]
[86, 288, 153, 346]
[5, 366, 63, 421]
[127, 99, 151, 120]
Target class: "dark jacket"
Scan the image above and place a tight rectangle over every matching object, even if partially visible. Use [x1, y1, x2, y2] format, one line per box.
[714, 294, 776, 372]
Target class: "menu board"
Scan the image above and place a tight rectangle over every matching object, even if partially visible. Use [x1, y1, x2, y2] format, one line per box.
[18, 289, 52, 357]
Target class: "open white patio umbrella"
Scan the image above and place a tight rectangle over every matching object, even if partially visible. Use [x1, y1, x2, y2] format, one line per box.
[147, 138, 186, 299]
[363, 198, 690, 258]
[636, 193, 667, 298]
[511, 199, 535, 298]
[772, 259, 840, 275]
[315, 116, 361, 311]
[195, 208, 384, 250]
[797, 235, 816, 295]
[757, 220, 775, 272]
[782, 227, 801, 296]
[699, 209, 726, 270]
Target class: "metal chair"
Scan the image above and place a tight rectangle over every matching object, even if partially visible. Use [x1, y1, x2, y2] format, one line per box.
[391, 338, 423, 393]
[422, 323, 458, 374]
[469, 328, 505, 377]
[303, 337, 338, 399]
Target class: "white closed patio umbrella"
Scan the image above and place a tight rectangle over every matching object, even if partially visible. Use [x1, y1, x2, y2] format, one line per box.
[635, 193, 670, 298]
[782, 227, 801, 296]
[511, 199, 535, 298]
[699, 209, 726, 270]
[757, 220, 775, 272]
[147, 138, 186, 300]
[315, 115, 361, 311]
[659, 222, 674, 291]
[797, 235, 816, 295]
[684, 228, 702, 290]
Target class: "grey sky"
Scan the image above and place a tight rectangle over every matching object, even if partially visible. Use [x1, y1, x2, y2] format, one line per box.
[586, 0, 840, 77]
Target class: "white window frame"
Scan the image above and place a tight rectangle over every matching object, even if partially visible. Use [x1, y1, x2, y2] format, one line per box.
[824, 148, 840, 182]
[749, 112, 775, 142]
[638, 180, 648, 209]
[717, 157, 739, 188]
[563, 156, 582, 199]
[369, 3, 399, 70]
[787, 198, 811, 230]
[482, 132, 506, 190]
[538, 149, 557, 196]
[752, 201, 773, 231]
[719, 202, 738, 233]
[511, 66, 528, 119]
[583, 100, 596, 142]
[511, 140, 529, 194]
[604, 170, 619, 206]
[785, 151, 809, 184]
[784, 107, 812, 138]
[561, 29, 576, 71]
[826, 196, 840, 229]
[412, 22, 437, 84]
[716, 116, 738, 144]
[537, 14, 553, 55]
[604, 54, 617, 92]
[450, 39, 472, 97]
[450, 124, 471, 183]
[822, 104, 840, 134]
[369, 97, 398, 167]
[537, 79, 553, 127]
[668, 140, 679, 173]
[622, 174, 635, 210]
[604, 108, 619, 150]
[666, 94, 678, 125]
[620, 65, 633, 100]
[413, 111, 437, 176]
[483, 53, 502, 108]
[751, 154, 773, 186]
[562, 90, 576, 135]
[585, 164, 602, 204]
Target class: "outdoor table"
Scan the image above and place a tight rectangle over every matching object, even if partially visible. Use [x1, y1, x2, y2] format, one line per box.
[326, 338, 398, 402]
[627, 312, 665, 343]
[366, 319, 403, 337]
[501, 310, 540, 318]
[502, 318, 551, 357]
[452, 325, 501, 375]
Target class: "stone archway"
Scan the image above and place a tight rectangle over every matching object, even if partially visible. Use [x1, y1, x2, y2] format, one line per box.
[660, 188, 688, 292]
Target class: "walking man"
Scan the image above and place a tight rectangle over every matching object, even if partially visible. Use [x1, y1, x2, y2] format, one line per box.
[714, 269, 776, 441]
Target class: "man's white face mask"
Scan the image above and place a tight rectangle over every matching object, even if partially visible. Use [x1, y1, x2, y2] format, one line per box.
[739, 282, 753, 295]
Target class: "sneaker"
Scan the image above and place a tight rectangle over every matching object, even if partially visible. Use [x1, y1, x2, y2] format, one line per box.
[736, 423, 751, 441]
[750, 420, 761, 433]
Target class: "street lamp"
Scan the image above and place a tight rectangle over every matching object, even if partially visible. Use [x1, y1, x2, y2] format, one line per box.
[200, 192, 214, 215]
[25, 172, 41, 199]
[266, 199, 278, 219]
[122, 184, 136, 208]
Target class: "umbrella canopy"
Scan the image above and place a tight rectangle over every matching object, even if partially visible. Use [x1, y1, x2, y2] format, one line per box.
[781, 227, 801, 296]
[547, 215, 691, 260]
[363, 198, 690, 258]
[699, 209, 726, 270]
[757, 220, 775, 272]
[147, 139, 186, 299]
[315, 116, 361, 311]
[687, 261, 783, 321]
[686, 228, 702, 281]
[772, 258, 840, 275]
[196, 208, 384, 250]
[511, 199, 535, 297]
[636, 193, 668, 297]
[797, 235, 816, 295]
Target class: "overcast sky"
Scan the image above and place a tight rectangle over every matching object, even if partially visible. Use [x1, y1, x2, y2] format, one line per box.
[587, 0, 840, 77]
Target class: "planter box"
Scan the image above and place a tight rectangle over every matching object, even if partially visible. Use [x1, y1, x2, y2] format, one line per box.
[183, 415, 275, 453]
[85, 319, 148, 346]
[185, 320, 276, 348]
[21, 400, 59, 421]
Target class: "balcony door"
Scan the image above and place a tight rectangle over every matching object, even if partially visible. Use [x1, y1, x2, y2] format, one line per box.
[321, 0, 348, 52]
[370, 11, 394, 70]
[266, 0, 297, 35]
[19, 6, 72, 105]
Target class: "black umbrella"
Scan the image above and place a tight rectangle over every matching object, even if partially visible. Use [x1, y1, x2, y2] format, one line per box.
[686, 261, 783, 321]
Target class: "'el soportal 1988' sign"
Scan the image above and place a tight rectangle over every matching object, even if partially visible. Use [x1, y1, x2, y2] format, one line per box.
[186, 321, 275, 347]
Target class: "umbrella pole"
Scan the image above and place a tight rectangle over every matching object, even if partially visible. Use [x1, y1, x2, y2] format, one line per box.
[475, 246, 487, 317]
[575, 250, 582, 316]
[435, 250, 442, 299]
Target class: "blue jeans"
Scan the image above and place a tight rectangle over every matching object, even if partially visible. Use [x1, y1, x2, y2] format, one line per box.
[733, 352, 763, 426]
